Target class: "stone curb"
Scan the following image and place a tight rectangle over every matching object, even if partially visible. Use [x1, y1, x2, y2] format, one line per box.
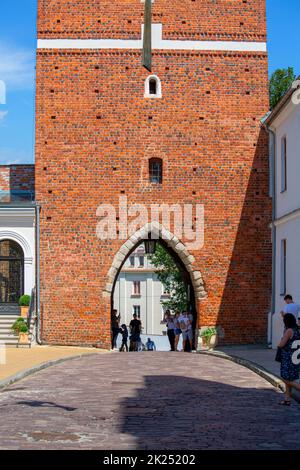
[198, 350, 286, 393]
[0, 353, 99, 391]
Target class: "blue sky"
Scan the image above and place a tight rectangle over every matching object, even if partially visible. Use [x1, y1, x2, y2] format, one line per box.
[0, 0, 299, 164]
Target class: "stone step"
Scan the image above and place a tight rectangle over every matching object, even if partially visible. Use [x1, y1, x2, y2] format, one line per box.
[0, 339, 19, 345]
[0, 327, 15, 332]
[0, 315, 20, 320]
[0, 310, 20, 315]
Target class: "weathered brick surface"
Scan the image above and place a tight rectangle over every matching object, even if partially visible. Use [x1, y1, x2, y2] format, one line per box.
[35, 1, 271, 348]
[0, 165, 35, 193]
[38, 0, 267, 41]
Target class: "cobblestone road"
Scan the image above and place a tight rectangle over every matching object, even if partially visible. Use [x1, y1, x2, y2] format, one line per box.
[0, 352, 299, 450]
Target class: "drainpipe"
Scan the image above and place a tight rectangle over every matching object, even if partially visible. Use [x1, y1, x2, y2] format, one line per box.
[266, 127, 277, 346]
[35, 203, 42, 345]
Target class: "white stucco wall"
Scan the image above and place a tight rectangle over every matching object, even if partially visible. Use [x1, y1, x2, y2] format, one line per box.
[273, 100, 300, 218]
[270, 95, 300, 348]
[0, 207, 35, 297]
[272, 214, 300, 348]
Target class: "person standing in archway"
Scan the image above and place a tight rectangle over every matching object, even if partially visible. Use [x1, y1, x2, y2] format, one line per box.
[129, 313, 142, 352]
[163, 310, 176, 351]
[111, 309, 120, 350]
[179, 311, 193, 352]
[173, 312, 182, 352]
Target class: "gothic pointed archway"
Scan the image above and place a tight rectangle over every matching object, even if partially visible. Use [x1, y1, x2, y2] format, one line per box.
[103, 223, 207, 301]
[103, 223, 207, 350]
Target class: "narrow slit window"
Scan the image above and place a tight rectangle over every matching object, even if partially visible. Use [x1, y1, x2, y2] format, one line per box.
[149, 78, 157, 95]
[280, 239, 287, 296]
[149, 158, 163, 184]
[281, 136, 287, 192]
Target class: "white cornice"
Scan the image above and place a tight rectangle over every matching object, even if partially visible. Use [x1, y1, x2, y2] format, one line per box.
[0, 207, 35, 217]
[271, 208, 300, 227]
[38, 24, 267, 53]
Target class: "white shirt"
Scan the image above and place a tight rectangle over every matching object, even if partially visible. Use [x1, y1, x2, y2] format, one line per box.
[178, 314, 192, 331]
[166, 319, 175, 330]
[284, 303, 300, 320]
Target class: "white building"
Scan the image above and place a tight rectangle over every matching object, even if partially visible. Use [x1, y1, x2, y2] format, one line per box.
[113, 244, 169, 336]
[265, 78, 300, 348]
[0, 166, 36, 307]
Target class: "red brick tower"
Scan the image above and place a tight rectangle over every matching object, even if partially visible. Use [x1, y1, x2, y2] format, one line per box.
[35, 0, 271, 348]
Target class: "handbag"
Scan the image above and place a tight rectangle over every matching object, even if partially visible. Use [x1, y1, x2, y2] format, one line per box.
[275, 347, 282, 363]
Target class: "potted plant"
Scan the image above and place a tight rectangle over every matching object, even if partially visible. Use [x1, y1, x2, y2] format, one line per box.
[19, 295, 31, 318]
[11, 317, 29, 345]
[200, 327, 218, 350]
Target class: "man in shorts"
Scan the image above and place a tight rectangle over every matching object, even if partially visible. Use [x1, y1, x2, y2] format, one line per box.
[178, 311, 193, 352]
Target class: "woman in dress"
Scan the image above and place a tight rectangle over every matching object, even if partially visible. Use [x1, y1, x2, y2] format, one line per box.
[278, 313, 300, 405]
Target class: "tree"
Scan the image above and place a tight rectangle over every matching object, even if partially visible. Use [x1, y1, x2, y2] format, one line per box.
[150, 243, 188, 312]
[269, 67, 296, 110]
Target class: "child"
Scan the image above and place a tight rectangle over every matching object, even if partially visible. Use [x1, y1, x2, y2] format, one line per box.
[145, 337, 156, 351]
[119, 324, 128, 352]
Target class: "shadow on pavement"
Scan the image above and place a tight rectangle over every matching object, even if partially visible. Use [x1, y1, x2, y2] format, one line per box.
[16, 400, 77, 412]
[119, 374, 299, 450]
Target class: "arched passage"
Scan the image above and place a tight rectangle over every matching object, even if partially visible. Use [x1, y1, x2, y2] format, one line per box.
[0, 239, 24, 303]
[104, 224, 207, 350]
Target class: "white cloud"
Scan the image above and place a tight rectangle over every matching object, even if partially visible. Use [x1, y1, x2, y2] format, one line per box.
[0, 43, 35, 91]
[0, 111, 8, 121]
[0, 148, 34, 164]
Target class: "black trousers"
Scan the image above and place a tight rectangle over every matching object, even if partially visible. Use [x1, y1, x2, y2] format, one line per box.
[167, 329, 175, 351]
[120, 339, 128, 352]
[112, 328, 119, 349]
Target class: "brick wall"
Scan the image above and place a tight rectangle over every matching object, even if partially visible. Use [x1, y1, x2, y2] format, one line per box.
[38, 0, 267, 41]
[0, 165, 35, 193]
[36, 0, 271, 348]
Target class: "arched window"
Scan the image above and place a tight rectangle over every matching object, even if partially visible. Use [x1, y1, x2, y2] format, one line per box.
[149, 158, 163, 184]
[145, 75, 162, 99]
[0, 240, 24, 303]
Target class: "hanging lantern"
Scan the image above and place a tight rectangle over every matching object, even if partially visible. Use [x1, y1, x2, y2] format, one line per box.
[144, 239, 157, 255]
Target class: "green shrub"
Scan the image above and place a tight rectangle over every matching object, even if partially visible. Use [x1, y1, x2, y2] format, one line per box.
[11, 318, 28, 335]
[18, 295, 31, 307]
[200, 327, 217, 340]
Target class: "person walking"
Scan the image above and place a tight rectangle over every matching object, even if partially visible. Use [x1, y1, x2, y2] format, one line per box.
[129, 313, 142, 352]
[280, 295, 300, 322]
[111, 309, 120, 350]
[278, 313, 300, 405]
[173, 312, 182, 352]
[163, 310, 176, 351]
[119, 324, 129, 352]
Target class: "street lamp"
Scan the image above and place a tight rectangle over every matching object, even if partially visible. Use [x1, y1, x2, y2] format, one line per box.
[144, 239, 157, 255]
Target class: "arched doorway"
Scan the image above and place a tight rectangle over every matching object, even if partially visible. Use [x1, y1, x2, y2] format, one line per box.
[106, 224, 207, 351]
[0, 240, 24, 304]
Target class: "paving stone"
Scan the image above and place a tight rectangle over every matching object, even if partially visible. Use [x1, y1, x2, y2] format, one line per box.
[0, 352, 299, 449]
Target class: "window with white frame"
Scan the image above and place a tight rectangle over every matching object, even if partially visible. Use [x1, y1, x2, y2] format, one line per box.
[129, 255, 135, 267]
[280, 239, 287, 296]
[281, 136, 287, 193]
[144, 75, 162, 99]
[139, 256, 144, 267]
[132, 281, 141, 295]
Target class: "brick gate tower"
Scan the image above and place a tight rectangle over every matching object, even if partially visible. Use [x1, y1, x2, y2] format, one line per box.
[35, 0, 271, 348]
